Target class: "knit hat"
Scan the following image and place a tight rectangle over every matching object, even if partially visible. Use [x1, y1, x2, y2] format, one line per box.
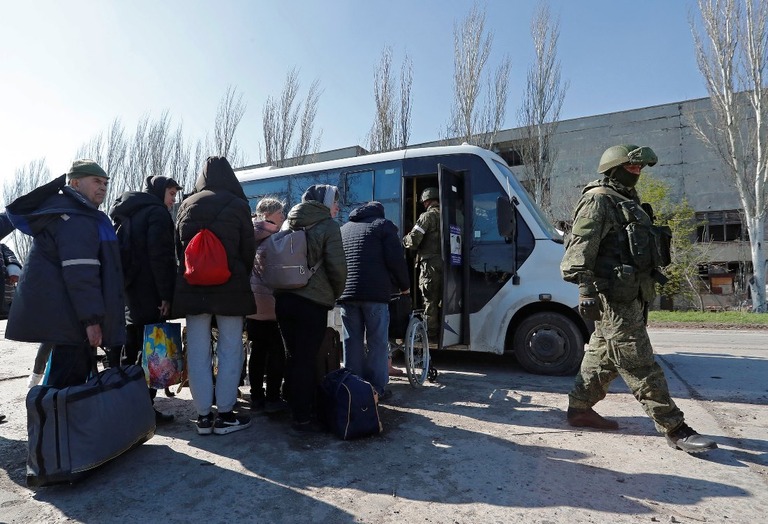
[67, 159, 109, 180]
[301, 184, 339, 209]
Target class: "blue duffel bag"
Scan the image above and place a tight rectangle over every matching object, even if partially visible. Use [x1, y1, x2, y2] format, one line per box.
[320, 368, 383, 440]
[26, 364, 155, 487]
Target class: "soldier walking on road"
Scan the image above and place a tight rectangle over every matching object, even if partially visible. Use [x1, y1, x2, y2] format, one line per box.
[403, 187, 442, 339]
[561, 144, 717, 454]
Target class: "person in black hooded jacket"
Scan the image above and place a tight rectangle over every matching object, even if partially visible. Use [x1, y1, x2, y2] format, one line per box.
[108, 175, 182, 423]
[172, 156, 256, 435]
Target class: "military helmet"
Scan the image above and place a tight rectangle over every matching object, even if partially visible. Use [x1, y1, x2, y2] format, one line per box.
[598, 145, 658, 174]
[420, 187, 439, 202]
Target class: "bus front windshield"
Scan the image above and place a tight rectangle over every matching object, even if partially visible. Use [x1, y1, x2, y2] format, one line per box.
[492, 159, 563, 241]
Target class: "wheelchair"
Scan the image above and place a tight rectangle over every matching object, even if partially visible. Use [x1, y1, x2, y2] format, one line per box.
[389, 298, 438, 387]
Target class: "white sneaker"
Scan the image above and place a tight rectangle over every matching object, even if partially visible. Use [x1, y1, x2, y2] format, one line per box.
[27, 373, 43, 388]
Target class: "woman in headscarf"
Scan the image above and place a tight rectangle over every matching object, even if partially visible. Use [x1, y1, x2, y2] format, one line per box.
[275, 184, 346, 433]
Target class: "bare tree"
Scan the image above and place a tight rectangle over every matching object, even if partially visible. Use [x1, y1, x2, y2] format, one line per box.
[148, 111, 173, 183]
[118, 111, 180, 196]
[400, 54, 413, 148]
[293, 78, 322, 165]
[369, 47, 397, 153]
[77, 118, 128, 204]
[262, 69, 323, 167]
[213, 85, 246, 164]
[189, 138, 205, 190]
[690, 0, 768, 312]
[368, 47, 414, 153]
[482, 58, 512, 149]
[2, 159, 51, 262]
[124, 115, 152, 193]
[168, 123, 194, 194]
[447, 3, 511, 148]
[518, 2, 569, 217]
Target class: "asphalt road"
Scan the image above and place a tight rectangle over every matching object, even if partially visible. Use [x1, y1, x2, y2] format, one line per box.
[0, 325, 766, 523]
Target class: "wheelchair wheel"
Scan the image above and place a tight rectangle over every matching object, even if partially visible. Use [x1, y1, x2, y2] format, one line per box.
[404, 315, 430, 387]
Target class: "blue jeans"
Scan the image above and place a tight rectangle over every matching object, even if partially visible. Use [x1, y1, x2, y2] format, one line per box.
[340, 301, 389, 394]
[186, 314, 244, 415]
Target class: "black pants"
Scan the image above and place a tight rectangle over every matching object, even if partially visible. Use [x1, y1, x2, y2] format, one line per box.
[246, 319, 286, 402]
[47, 344, 93, 389]
[275, 293, 328, 423]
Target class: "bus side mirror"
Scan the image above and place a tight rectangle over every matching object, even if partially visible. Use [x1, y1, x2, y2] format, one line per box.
[496, 196, 516, 238]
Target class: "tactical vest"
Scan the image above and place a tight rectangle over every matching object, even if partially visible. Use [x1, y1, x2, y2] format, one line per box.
[589, 186, 672, 300]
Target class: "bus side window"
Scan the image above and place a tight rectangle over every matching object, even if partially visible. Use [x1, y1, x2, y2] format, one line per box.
[241, 180, 289, 213]
[342, 171, 374, 222]
[473, 191, 506, 242]
[374, 165, 402, 231]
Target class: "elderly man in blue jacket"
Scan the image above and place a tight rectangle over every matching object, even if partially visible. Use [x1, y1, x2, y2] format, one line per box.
[339, 201, 410, 400]
[5, 160, 125, 388]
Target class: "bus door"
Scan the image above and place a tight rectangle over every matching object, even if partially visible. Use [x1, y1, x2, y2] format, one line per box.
[438, 165, 470, 347]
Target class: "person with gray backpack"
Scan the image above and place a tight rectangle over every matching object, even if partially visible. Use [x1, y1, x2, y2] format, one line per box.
[274, 184, 347, 434]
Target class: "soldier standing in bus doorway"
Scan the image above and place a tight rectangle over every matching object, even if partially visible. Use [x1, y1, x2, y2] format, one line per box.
[403, 187, 442, 339]
[561, 144, 717, 454]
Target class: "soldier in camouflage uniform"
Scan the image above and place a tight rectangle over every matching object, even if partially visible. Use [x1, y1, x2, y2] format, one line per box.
[403, 187, 442, 338]
[561, 145, 717, 454]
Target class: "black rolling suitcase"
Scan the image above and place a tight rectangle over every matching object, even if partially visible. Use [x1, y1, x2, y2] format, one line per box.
[315, 327, 342, 384]
[26, 364, 155, 488]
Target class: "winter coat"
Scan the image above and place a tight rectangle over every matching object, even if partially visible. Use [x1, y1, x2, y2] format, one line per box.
[172, 157, 256, 317]
[340, 202, 409, 303]
[109, 191, 176, 325]
[4, 175, 126, 346]
[278, 201, 347, 309]
[248, 218, 280, 321]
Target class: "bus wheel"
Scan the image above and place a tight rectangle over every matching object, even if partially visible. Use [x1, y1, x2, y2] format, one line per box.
[512, 312, 584, 375]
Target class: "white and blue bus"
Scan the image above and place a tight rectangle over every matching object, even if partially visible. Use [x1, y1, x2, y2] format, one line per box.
[236, 144, 588, 375]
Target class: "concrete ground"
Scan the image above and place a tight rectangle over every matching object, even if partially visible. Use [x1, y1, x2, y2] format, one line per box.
[0, 323, 766, 524]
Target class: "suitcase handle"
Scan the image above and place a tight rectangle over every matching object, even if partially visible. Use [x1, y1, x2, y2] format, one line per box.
[90, 347, 131, 388]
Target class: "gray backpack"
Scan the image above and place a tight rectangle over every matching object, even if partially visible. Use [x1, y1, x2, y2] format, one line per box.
[259, 226, 322, 289]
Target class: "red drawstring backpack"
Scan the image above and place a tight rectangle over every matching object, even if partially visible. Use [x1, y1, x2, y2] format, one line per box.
[183, 228, 231, 286]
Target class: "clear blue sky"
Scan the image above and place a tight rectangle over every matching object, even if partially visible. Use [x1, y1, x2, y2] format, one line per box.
[0, 0, 707, 182]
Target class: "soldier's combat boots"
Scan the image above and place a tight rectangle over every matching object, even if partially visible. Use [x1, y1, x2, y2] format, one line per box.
[567, 407, 620, 430]
[666, 424, 717, 453]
